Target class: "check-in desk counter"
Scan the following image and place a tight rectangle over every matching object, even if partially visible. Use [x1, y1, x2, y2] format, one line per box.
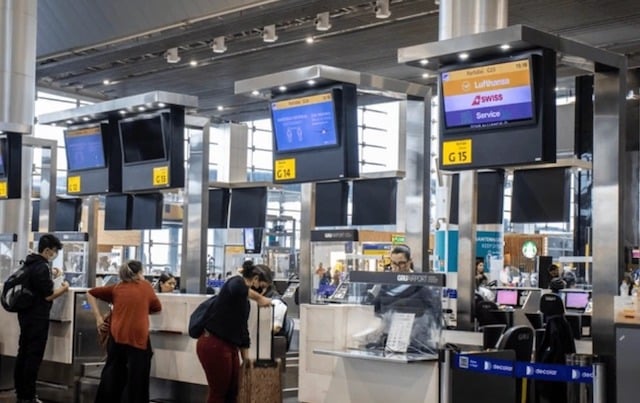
[614, 295, 640, 403]
[0, 288, 107, 399]
[300, 271, 445, 403]
[148, 293, 208, 385]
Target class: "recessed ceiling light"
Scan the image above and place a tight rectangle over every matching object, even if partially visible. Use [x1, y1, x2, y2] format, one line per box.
[157, 102, 166, 108]
[419, 59, 429, 66]
[458, 52, 469, 60]
[138, 106, 146, 112]
[190, 60, 198, 67]
[278, 85, 287, 92]
[306, 36, 315, 44]
[82, 117, 90, 121]
[500, 44, 511, 51]
[66, 120, 73, 124]
[307, 79, 316, 86]
[217, 105, 224, 111]
[119, 110, 126, 115]
[103, 79, 111, 85]
[251, 90, 260, 96]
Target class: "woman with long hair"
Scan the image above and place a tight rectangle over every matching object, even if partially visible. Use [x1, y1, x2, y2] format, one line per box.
[196, 260, 262, 403]
[87, 260, 162, 402]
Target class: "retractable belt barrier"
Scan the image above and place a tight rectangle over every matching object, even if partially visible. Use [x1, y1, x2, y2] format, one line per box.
[453, 353, 594, 384]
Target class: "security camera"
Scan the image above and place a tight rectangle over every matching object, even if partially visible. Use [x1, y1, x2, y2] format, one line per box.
[314, 12, 331, 31]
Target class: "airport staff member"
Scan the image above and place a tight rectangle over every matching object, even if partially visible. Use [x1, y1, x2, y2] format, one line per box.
[389, 244, 414, 273]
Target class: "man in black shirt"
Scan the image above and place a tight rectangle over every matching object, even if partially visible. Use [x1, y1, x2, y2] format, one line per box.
[14, 234, 69, 403]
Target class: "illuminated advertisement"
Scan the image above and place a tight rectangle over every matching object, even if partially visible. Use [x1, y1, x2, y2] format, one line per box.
[271, 93, 339, 152]
[441, 58, 534, 129]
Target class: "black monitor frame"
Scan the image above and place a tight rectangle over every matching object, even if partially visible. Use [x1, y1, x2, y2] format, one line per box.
[64, 124, 108, 172]
[0, 133, 22, 199]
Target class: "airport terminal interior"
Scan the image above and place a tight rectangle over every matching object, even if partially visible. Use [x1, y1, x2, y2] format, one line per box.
[2, 0, 640, 402]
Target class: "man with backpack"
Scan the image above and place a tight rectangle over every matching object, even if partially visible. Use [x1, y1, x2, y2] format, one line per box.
[14, 234, 69, 403]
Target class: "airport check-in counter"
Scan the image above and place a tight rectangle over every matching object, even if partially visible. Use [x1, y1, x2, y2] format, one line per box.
[0, 288, 108, 400]
[300, 272, 444, 403]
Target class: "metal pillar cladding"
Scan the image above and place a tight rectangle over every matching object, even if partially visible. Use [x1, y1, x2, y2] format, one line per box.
[403, 97, 431, 272]
[592, 68, 627, 400]
[440, 0, 509, 330]
[0, 0, 36, 134]
[211, 123, 248, 263]
[181, 116, 210, 294]
[298, 183, 315, 304]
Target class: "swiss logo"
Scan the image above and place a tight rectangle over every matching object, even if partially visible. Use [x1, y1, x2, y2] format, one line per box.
[471, 93, 503, 106]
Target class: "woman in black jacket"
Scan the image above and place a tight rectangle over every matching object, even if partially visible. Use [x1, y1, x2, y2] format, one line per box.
[196, 261, 262, 403]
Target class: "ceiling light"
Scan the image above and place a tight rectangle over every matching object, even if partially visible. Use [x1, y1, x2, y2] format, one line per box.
[305, 36, 315, 44]
[138, 106, 146, 112]
[500, 44, 511, 51]
[419, 59, 429, 66]
[82, 117, 90, 122]
[422, 73, 430, 78]
[458, 52, 469, 60]
[102, 79, 111, 85]
[165, 47, 181, 64]
[189, 60, 198, 67]
[119, 110, 126, 115]
[263, 25, 278, 43]
[307, 80, 316, 86]
[212, 36, 227, 53]
[217, 105, 224, 111]
[157, 102, 166, 108]
[314, 12, 332, 31]
[375, 0, 391, 19]
[278, 85, 287, 92]
[251, 90, 260, 96]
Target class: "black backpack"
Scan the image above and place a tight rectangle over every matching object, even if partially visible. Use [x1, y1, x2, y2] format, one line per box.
[1, 262, 35, 313]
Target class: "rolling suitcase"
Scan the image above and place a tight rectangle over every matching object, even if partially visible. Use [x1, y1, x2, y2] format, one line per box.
[238, 303, 282, 403]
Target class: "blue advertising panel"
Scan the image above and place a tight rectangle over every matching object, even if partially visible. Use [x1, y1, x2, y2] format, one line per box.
[271, 92, 338, 152]
[434, 230, 502, 272]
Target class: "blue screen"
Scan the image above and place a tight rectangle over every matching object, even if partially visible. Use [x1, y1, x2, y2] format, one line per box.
[271, 92, 338, 152]
[65, 126, 106, 171]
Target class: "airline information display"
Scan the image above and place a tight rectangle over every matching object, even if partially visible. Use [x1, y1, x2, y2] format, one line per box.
[271, 93, 338, 152]
[441, 59, 534, 129]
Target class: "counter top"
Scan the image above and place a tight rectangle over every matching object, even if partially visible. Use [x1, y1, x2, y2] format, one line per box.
[314, 348, 438, 363]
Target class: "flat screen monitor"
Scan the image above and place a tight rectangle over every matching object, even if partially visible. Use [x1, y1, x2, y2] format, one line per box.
[440, 57, 535, 131]
[496, 289, 518, 306]
[55, 198, 82, 232]
[633, 249, 640, 259]
[130, 193, 163, 229]
[64, 126, 106, 171]
[0, 137, 7, 177]
[565, 292, 590, 310]
[243, 228, 263, 254]
[352, 178, 398, 226]
[511, 167, 570, 223]
[119, 113, 168, 164]
[229, 187, 267, 228]
[270, 92, 339, 152]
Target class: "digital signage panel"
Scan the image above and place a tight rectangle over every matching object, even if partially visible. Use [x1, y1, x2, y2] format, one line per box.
[271, 92, 339, 152]
[64, 126, 107, 171]
[441, 58, 534, 131]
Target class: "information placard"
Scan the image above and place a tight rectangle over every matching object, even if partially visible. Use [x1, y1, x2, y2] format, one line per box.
[442, 139, 472, 166]
[274, 158, 296, 181]
[67, 176, 81, 193]
[152, 166, 169, 186]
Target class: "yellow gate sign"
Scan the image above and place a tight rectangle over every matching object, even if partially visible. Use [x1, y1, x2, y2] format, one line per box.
[442, 139, 472, 166]
[274, 158, 296, 181]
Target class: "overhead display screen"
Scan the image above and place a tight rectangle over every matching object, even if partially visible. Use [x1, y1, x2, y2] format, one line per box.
[0, 138, 6, 177]
[64, 126, 106, 171]
[441, 58, 534, 130]
[271, 92, 339, 152]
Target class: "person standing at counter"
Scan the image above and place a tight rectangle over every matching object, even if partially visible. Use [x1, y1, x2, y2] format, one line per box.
[196, 260, 262, 403]
[389, 244, 414, 272]
[87, 260, 162, 403]
[14, 234, 69, 403]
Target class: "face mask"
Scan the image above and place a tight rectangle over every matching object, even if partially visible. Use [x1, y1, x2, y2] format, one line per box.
[252, 286, 263, 294]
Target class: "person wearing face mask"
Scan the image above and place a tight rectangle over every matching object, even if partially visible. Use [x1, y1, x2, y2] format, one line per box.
[14, 234, 69, 403]
[253, 264, 288, 335]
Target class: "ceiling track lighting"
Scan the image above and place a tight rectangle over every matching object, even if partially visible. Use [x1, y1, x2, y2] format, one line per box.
[314, 12, 332, 31]
[212, 36, 227, 53]
[263, 24, 278, 43]
[375, 0, 391, 19]
[165, 47, 181, 64]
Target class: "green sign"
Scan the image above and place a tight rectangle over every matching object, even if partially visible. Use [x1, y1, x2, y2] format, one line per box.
[391, 234, 406, 244]
[522, 240, 538, 259]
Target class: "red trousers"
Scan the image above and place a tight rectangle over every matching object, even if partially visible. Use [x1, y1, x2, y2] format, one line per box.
[197, 332, 240, 403]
